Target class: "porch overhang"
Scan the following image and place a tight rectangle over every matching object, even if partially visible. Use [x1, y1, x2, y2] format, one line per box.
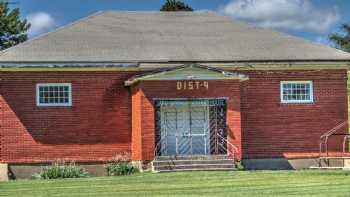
[124, 64, 249, 86]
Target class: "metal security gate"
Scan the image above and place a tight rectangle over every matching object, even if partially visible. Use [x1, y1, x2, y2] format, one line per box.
[155, 99, 227, 156]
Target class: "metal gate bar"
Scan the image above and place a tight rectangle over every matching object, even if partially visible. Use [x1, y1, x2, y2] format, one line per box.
[155, 99, 228, 156]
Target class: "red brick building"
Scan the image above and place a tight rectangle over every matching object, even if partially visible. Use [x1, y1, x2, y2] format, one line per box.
[0, 11, 349, 175]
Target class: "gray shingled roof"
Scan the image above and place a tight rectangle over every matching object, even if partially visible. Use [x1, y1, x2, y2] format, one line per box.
[0, 11, 350, 63]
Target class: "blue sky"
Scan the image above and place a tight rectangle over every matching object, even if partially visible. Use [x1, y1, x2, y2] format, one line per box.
[11, 0, 350, 47]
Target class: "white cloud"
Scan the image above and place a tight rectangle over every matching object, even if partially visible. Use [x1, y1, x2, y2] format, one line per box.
[219, 0, 340, 34]
[27, 12, 56, 37]
[314, 36, 332, 47]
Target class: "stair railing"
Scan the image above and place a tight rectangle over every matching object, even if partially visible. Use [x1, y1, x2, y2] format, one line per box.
[152, 132, 238, 161]
[319, 121, 348, 157]
[153, 135, 167, 159]
[216, 133, 238, 161]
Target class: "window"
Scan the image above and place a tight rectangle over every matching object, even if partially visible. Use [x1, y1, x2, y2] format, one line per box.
[36, 83, 72, 106]
[280, 81, 313, 103]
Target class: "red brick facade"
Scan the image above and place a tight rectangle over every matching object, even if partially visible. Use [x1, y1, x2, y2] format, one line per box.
[131, 80, 242, 161]
[240, 69, 348, 159]
[0, 72, 137, 163]
[0, 69, 348, 164]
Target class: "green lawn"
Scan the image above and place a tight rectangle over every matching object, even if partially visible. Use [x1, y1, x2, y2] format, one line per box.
[1, 171, 350, 197]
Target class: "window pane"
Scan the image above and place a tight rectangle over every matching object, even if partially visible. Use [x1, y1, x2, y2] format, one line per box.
[282, 82, 312, 103]
[38, 84, 71, 106]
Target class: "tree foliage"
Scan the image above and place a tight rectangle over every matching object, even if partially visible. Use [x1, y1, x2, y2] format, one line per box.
[329, 24, 350, 52]
[160, 0, 193, 11]
[0, 1, 30, 50]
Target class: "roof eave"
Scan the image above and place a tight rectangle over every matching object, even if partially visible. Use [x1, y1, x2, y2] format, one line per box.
[0, 59, 350, 67]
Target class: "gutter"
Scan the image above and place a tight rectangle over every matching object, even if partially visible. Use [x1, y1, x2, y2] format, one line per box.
[0, 61, 348, 71]
[0, 60, 349, 67]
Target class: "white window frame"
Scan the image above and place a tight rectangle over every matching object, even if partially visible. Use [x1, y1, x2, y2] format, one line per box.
[280, 81, 313, 104]
[36, 83, 72, 107]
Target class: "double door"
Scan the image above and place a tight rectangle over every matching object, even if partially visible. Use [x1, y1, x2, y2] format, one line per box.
[160, 101, 209, 155]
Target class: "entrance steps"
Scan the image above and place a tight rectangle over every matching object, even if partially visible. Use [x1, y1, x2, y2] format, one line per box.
[310, 157, 350, 170]
[152, 155, 236, 172]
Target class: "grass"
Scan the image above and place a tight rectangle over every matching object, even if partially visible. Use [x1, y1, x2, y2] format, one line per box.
[1, 170, 350, 196]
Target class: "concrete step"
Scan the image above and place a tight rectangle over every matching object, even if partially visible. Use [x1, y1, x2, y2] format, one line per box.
[318, 158, 346, 167]
[155, 155, 229, 161]
[154, 163, 235, 171]
[310, 166, 349, 170]
[152, 155, 236, 172]
[309, 158, 350, 169]
[157, 168, 236, 173]
[319, 157, 350, 159]
[153, 159, 234, 166]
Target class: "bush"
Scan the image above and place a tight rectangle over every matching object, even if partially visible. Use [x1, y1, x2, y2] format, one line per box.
[235, 161, 245, 171]
[106, 152, 138, 176]
[33, 161, 88, 179]
[106, 162, 139, 176]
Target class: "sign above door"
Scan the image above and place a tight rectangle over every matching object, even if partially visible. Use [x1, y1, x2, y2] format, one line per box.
[124, 64, 248, 86]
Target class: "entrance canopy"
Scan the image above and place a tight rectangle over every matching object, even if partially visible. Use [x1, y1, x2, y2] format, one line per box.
[125, 64, 248, 86]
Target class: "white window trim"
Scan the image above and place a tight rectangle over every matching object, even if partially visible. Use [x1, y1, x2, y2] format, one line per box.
[36, 83, 72, 107]
[280, 81, 314, 104]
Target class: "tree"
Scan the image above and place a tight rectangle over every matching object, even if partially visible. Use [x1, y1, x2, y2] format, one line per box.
[160, 0, 193, 11]
[0, 1, 30, 50]
[329, 24, 350, 53]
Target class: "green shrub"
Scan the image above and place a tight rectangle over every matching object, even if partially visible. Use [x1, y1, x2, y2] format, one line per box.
[33, 161, 88, 179]
[235, 161, 245, 171]
[106, 162, 139, 176]
[106, 152, 139, 176]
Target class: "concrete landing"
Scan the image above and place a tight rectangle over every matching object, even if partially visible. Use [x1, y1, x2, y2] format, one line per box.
[0, 164, 8, 182]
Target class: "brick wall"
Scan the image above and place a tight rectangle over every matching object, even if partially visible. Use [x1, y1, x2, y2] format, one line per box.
[130, 85, 143, 161]
[132, 80, 243, 160]
[0, 71, 137, 163]
[240, 69, 348, 158]
[0, 69, 348, 163]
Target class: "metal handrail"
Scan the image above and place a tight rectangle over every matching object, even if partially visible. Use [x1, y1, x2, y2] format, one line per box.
[153, 136, 165, 159]
[320, 121, 347, 139]
[342, 135, 350, 153]
[217, 133, 238, 160]
[319, 121, 348, 167]
[153, 132, 238, 161]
